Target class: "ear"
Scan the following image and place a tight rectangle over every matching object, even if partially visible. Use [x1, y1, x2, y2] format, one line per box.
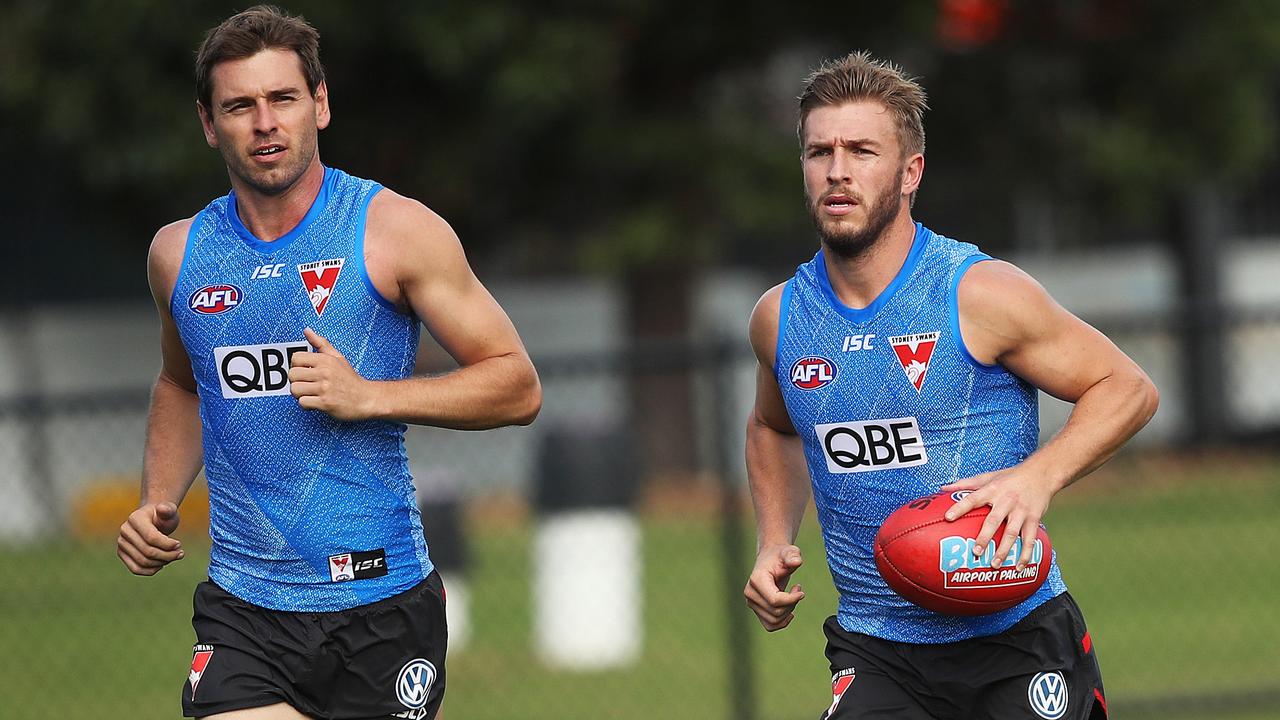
[901, 152, 924, 196]
[196, 101, 219, 149]
[314, 81, 331, 131]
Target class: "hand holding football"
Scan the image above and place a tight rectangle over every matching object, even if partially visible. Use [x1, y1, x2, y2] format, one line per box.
[874, 491, 1052, 616]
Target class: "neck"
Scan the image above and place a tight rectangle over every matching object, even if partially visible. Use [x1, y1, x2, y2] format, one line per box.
[230, 157, 326, 242]
[821, 208, 917, 310]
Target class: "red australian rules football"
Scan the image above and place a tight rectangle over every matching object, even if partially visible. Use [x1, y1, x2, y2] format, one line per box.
[874, 491, 1052, 616]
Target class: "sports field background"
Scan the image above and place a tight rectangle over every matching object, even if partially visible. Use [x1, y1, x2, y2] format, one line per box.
[4, 448, 1278, 719]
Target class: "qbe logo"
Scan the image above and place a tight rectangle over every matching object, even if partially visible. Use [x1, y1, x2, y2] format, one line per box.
[213, 342, 309, 399]
[814, 417, 928, 474]
[189, 284, 243, 315]
[790, 356, 837, 390]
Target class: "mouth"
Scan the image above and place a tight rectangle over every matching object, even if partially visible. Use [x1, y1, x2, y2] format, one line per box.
[821, 193, 858, 216]
[250, 144, 286, 160]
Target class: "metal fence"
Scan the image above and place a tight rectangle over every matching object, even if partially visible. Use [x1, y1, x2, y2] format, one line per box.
[2, 320, 1280, 719]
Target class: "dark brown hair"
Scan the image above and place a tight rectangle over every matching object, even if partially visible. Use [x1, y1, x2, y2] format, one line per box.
[195, 5, 324, 110]
[798, 51, 928, 157]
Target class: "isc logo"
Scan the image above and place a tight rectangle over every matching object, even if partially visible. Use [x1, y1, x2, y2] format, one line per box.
[251, 263, 285, 280]
[213, 342, 309, 399]
[814, 417, 928, 474]
[790, 356, 837, 390]
[841, 334, 876, 352]
[189, 284, 243, 315]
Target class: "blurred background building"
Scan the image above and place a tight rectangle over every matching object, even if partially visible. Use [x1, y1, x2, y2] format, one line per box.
[2, 1, 1279, 718]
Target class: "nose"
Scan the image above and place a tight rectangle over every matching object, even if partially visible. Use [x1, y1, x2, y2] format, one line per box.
[827, 148, 852, 184]
[251, 99, 278, 135]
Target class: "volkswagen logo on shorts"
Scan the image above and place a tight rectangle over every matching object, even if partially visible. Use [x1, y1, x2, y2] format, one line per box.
[396, 658, 437, 711]
[1028, 671, 1068, 719]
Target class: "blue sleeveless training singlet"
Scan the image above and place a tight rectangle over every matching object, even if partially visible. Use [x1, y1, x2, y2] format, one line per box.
[775, 223, 1067, 643]
[172, 166, 433, 612]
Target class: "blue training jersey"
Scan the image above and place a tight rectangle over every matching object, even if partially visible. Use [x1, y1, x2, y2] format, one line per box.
[775, 222, 1066, 643]
[171, 166, 433, 612]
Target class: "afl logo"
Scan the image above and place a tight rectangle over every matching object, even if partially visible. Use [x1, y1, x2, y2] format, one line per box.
[189, 284, 243, 315]
[790, 356, 837, 390]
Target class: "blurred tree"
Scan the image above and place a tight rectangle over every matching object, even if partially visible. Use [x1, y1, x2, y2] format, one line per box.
[4, 0, 1280, 448]
[921, 0, 1280, 239]
[6, 0, 1280, 290]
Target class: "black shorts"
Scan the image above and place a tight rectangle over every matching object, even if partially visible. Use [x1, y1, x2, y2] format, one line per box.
[183, 572, 447, 720]
[820, 593, 1106, 720]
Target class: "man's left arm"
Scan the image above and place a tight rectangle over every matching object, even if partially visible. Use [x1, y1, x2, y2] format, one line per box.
[289, 191, 541, 429]
[942, 260, 1159, 569]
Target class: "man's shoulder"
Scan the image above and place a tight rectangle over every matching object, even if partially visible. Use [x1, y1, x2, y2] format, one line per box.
[752, 283, 787, 322]
[957, 259, 1044, 307]
[149, 217, 196, 266]
[748, 282, 788, 364]
[146, 217, 198, 305]
[956, 258, 1060, 358]
[366, 188, 458, 250]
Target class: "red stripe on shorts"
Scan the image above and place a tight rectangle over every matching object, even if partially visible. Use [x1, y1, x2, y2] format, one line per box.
[1082, 631, 1092, 654]
[1093, 688, 1108, 716]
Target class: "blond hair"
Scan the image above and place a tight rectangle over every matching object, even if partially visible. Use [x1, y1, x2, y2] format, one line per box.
[798, 51, 928, 157]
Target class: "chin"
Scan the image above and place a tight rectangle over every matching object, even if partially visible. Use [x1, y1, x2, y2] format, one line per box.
[822, 234, 877, 259]
[244, 166, 303, 196]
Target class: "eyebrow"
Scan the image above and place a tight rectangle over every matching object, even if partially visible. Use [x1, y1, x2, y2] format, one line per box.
[218, 87, 304, 110]
[805, 138, 882, 151]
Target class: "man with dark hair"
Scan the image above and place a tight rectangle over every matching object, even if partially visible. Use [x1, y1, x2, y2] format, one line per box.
[116, 6, 541, 719]
[743, 51, 1158, 719]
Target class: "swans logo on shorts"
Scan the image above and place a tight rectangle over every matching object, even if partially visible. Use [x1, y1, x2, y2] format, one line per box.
[188, 644, 214, 698]
[329, 553, 355, 581]
[395, 658, 437, 714]
[189, 284, 242, 315]
[791, 356, 837, 390]
[328, 549, 388, 582]
[1028, 671, 1068, 719]
[824, 668, 856, 718]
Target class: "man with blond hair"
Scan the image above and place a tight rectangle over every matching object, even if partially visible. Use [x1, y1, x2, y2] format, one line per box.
[116, 6, 540, 719]
[743, 51, 1157, 720]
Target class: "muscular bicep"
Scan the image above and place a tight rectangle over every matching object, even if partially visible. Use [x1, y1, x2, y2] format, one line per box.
[960, 261, 1133, 403]
[411, 255, 527, 367]
[1002, 309, 1131, 403]
[376, 195, 528, 366]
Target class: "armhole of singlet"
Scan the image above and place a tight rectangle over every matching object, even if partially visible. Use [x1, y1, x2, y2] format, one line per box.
[773, 278, 795, 374]
[353, 184, 407, 315]
[168, 212, 205, 316]
[950, 254, 1004, 373]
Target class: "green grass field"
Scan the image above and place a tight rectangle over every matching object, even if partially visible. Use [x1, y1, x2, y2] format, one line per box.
[3, 457, 1279, 719]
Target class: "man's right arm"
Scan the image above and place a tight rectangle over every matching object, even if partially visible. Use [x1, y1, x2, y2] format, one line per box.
[117, 220, 204, 576]
[743, 284, 812, 631]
